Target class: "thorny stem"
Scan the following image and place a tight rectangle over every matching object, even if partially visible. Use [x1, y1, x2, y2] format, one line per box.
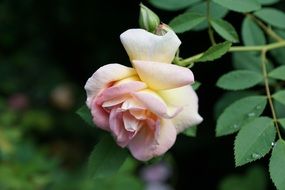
[206, 0, 216, 45]
[260, 50, 282, 140]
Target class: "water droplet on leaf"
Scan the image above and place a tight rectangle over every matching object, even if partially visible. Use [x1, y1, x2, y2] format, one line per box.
[248, 112, 256, 117]
[233, 124, 239, 129]
[251, 153, 261, 159]
[256, 105, 262, 110]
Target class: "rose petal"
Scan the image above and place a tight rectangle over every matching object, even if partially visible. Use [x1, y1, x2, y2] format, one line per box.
[85, 64, 136, 107]
[96, 80, 147, 105]
[102, 95, 129, 108]
[123, 112, 142, 133]
[132, 90, 182, 119]
[158, 85, 203, 133]
[120, 29, 181, 63]
[132, 60, 194, 90]
[90, 98, 110, 131]
[128, 119, 177, 161]
[109, 109, 133, 147]
[121, 98, 147, 120]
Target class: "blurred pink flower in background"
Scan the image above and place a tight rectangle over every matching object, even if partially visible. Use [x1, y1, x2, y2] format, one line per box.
[8, 93, 29, 111]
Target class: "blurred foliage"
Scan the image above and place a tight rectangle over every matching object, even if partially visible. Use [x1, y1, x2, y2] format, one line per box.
[0, 0, 284, 189]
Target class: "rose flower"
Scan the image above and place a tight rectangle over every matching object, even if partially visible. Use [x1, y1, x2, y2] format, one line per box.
[85, 29, 203, 161]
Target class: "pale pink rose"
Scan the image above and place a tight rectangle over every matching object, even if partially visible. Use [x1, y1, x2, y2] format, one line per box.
[85, 29, 203, 161]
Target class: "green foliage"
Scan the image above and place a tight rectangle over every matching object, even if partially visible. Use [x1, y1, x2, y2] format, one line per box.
[216, 70, 263, 90]
[256, 0, 279, 5]
[169, 12, 206, 33]
[272, 90, 285, 106]
[271, 30, 285, 65]
[187, 1, 229, 31]
[268, 65, 285, 80]
[88, 135, 129, 179]
[214, 91, 258, 119]
[210, 19, 239, 43]
[188, 1, 228, 19]
[216, 96, 267, 136]
[92, 175, 143, 190]
[269, 139, 285, 190]
[182, 126, 197, 137]
[232, 52, 262, 71]
[254, 8, 285, 29]
[77, 105, 95, 127]
[196, 41, 232, 62]
[192, 81, 201, 90]
[149, 0, 201, 11]
[213, 0, 261, 13]
[234, 117, 276, 166]
[242, 16, 266, 46]
[279, 119, 285, 130]
[218, 165, 267, 190]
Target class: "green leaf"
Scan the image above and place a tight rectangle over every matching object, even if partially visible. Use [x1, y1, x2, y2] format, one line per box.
[76, 105, 94, 127]
[269, 139, 285, 190]
[278, 118, 285, 130]
[169, 12, 206, 33]
[254, 8, 285, 29]
[216, 96, 267, 136]
[188, 1, 229, 18]
[187, 1, 229, 31]
[242, 16, 266, 46]
[183, 126, 197, 137]
[192, 81, 201, 90]
[271, 30, 285, 65]
[273, 90, 285, 106]
[213, 0, 261, 13]
[210, 18, 239, 43]
[234, 117, 276, 166]
[214, 91, 258, 119]
[274, 100, 285, 118]
[216, 70, 263, 90]
[88, 135, 129, 179]
[256, 0, 279, 5]
[149, 0, 201, 11]
[232, 52, 261, 72]
[268, 65, 285, 80]
[219, 166, 267, 190]
[196, 41, 232, 62]
[93, 174, 144, 190]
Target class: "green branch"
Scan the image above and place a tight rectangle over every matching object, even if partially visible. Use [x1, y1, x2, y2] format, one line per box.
[247, 13, 284, 42]
[260, 50, 282, 140]
[206, 0, 216, 45]
[230, 40, 285, 52]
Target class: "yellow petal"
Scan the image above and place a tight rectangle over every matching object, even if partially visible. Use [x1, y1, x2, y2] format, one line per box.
[158, 85, 203, 133]
[133, 60, 194, 90]
[120, 29, 181, 63]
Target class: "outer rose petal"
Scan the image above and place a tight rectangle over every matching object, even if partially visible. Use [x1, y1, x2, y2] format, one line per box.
[128, 119, 177, 161]
[120, 29, 181, 63]
[158, 85, 203, 133]
[132, 60, 194, 90]
[96, 81, 147, 105]
[90, 98, 110, 131]
[85, 64, 136, 107]
[132, 90, 182, 119]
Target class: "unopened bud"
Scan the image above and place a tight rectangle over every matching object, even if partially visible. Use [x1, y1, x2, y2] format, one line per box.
[139, 3, 160, 33]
